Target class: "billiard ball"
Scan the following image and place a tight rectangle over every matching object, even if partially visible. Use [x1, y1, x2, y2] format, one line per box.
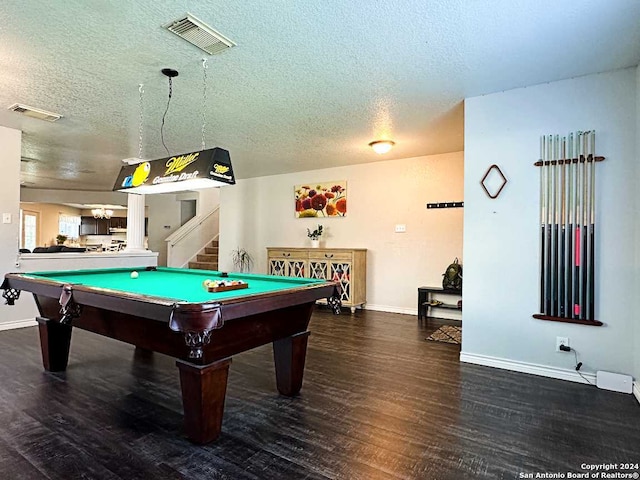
[130, 271, 139, 279]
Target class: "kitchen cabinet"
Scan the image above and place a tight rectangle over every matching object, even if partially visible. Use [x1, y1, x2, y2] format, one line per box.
[80, 216, 111, 235]
[80, 216, 148, 236]
[79, 216, 97, 236]
[109, 217, 127, 229]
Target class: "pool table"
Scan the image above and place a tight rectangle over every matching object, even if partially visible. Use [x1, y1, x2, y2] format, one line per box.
[2, 267, 338, 444]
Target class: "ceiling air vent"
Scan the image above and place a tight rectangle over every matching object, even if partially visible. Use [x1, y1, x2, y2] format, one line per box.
[164, 13, 236, 55]
[8, 104, 62, 122]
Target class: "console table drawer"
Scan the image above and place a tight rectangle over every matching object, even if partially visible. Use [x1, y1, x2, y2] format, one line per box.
[267, 249, 308, 259]
[308, 251, 353, 261]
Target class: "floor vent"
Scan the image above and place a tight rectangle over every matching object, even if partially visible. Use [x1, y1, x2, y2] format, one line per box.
[164, 13, 236, 55]
[8, 104, 62, 122]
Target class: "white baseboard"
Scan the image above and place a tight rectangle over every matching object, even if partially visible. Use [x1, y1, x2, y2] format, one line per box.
[364, 304, 463, 321]
[363, 304, 417, 316]
[634, 381, 640, 405]
[0, 319, 37, 331]
[460, 352, 597, 386]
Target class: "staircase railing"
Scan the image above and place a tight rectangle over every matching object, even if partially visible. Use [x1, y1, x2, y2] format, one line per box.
[166, 206, 220, 268]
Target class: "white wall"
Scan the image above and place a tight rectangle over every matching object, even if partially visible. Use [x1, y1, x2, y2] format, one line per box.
[219, 152, 464, 314]
[21, 188, 128, 205]
[196, 188, 220, 216]
[146, 193, 183, 266]
[0, 126, 39, 326]
[463, 68, 637, 378]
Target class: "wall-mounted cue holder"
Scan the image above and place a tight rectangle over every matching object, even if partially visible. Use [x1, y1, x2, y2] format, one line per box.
[533, 131, 605, 327]
[426, 202, 464, 209]
[533, 157, 605, 166]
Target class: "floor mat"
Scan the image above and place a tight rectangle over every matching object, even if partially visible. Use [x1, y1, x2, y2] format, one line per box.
[426, 325, 461, 344]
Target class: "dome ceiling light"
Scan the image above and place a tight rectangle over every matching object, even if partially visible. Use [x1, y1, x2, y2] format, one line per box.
[368, 140, 395, 154]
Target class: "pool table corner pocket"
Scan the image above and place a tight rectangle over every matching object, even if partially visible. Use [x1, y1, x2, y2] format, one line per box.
[169, 303, 224, 359]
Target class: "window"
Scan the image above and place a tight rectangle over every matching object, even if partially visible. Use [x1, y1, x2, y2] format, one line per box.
[59, 214, 81, 239]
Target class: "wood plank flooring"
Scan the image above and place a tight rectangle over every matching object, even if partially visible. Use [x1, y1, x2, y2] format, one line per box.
[0, 309, 638, 479]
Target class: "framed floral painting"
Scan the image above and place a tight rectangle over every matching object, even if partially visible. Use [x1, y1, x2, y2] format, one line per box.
[295, 181, 347, 218]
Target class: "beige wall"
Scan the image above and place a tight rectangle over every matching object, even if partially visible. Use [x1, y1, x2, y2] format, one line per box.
[19, 202, 82, 247]
[219, 152, 464, 314]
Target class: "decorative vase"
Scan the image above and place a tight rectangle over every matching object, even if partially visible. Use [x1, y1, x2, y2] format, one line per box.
[311, 239, 320, 248]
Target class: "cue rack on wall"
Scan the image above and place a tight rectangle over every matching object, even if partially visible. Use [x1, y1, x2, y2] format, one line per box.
[532, 131, 605, 327]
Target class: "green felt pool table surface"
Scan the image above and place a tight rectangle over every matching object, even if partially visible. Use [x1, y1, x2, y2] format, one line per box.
[22, 267, 326, 303]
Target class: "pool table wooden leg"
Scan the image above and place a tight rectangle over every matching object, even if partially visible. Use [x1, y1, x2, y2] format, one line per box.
[176, 357, 232, 444]
[273, 330, 311, 396]
[37, 317, 72, 372]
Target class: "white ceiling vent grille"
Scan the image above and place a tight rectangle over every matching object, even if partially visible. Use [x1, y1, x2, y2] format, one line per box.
[164, 13, 236, 55]
[8, 104, 62, 122]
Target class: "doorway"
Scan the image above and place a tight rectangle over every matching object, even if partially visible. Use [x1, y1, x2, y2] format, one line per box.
[20, 209, 39, 251]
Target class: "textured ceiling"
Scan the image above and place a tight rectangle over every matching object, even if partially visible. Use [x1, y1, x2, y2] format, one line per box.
[1, 0, 639, 191]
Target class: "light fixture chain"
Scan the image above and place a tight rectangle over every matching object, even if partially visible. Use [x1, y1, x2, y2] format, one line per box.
[138, 84, 144, 159]
[202, 58, 208, 150]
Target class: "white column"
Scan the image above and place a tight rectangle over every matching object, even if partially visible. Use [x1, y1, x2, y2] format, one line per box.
[124, 193, 146, 252]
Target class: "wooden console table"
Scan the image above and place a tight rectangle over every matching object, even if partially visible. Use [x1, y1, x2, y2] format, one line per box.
[267, 248, 367, 313]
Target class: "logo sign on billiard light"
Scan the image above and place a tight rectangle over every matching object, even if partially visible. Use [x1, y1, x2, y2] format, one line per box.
[210, 163, 232, 181]
[164, 152, 200, 175]
[113, 148, 235, 193]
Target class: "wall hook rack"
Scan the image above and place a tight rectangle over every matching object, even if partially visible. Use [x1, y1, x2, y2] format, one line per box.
[426, 202, 464, 209]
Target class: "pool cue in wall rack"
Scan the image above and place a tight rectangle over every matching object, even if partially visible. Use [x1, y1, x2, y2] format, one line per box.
[533, 131, 604, 326]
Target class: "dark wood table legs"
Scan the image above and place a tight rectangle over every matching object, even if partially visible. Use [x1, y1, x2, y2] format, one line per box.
[37, 317, 72, 372]
[176, 330, 311, 444]
[273, 330, 310, 396]
[176, 357, 232, 444]
[36, 314, 313, 445]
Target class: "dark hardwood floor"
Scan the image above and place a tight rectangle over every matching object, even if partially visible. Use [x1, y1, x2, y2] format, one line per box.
[0, 309, 638, 480]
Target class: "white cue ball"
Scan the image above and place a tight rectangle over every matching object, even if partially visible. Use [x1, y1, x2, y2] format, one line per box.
[130, 271, 139, 279]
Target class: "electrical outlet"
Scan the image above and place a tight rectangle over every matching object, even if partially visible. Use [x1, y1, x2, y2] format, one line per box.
[394, 224, 406, 233]
[556, 336, 569, 352]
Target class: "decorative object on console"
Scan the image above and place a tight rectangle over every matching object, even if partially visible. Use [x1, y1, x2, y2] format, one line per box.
[55, 234, 68, 245]
[307, 224, 323, 248]
[295, 181, 347, 218]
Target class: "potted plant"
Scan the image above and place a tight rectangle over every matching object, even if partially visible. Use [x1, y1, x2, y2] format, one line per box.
[307, 224, 323, 248]
[231, 247, 253, 273]
[56, 234, 68, 245]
